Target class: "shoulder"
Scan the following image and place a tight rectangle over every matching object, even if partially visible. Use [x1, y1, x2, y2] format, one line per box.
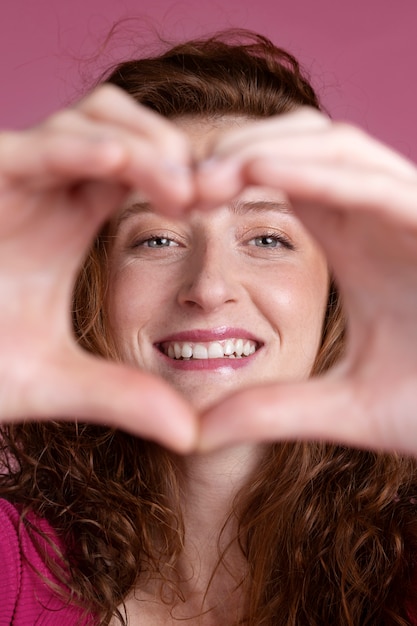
[0, 498, 95, 625]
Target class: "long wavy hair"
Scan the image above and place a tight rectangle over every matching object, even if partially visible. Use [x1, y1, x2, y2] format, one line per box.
[1, 30, 417, 626]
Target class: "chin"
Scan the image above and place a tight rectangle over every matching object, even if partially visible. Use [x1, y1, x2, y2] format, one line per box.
[178, 385, 234, 413]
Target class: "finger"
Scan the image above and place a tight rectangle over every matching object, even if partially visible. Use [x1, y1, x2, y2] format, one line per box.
[22, 348, 198, 453]
[204, 107, 330, 158]
[76, 86, 196, 210]
[206, 127, 417, 182]
[0, 129, 127, 184]
[196, 116, 417, 208]
[198, 375, 417, 456]
[76, 84, 191, 164]
[243, 158, 417, 226]
[0, 127, 193, 214]
[0, 182, 127, 279]
[1, 85, 196, 213]
[193, 109, 330, 206]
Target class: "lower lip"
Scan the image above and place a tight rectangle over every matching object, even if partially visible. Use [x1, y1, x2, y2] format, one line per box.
[155, 349, 258, 370]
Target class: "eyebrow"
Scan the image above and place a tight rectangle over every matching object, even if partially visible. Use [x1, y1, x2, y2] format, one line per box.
[230, 199, 293, 216]
[114, 198, 293, 230]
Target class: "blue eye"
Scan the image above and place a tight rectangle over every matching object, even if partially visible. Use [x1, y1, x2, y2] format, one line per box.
[248, 233, 294, 250]
[144, 237, 175, 248]
[252, 236, 280, 248]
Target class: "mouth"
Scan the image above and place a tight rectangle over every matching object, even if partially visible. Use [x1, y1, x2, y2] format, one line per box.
[158, 338, 259, 361]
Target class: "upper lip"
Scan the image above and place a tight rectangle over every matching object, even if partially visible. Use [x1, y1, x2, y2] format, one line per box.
[155, 326, 262, 344]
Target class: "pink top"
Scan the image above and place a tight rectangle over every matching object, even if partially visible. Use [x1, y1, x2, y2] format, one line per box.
[0, 498, 95, 625]
[1, 497, 417, 624]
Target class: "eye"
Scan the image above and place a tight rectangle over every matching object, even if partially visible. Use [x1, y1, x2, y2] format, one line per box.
[135, 236, 179, 248]
[248, 234, 294, 249]
[252, 235, 279, 248]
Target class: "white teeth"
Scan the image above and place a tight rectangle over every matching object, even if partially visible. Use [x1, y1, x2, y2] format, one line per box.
[161, 338, 258, 360]
[243, 341, 252, 356]
[223, 339, 234, 356]
[193, 344, 208, 359]
[181, 343, 193, 359]
[208, 342, 224, 358]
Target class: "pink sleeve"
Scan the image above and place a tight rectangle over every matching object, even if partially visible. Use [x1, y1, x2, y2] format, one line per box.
[0, 499, 20, 624]
[0, 498, 95, 625]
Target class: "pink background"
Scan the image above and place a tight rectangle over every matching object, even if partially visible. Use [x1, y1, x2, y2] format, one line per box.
[1, 0, 416, 161]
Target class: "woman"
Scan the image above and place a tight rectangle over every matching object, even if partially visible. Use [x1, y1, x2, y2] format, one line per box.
[1, 31, 417, 625]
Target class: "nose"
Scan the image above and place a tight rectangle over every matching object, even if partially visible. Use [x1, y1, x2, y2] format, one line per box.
[177, 243, 239, 312]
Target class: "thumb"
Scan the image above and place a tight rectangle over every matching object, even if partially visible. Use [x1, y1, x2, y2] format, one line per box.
[198, 377, 386, 453]
[29, 349, 198, 453]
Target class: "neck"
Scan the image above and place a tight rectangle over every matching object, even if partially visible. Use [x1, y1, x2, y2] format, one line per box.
[180, 443, 262, 537]
[175, 444, 263, 593]
[127, 444, 264, 624]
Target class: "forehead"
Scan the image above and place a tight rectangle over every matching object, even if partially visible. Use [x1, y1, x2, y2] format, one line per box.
[174, 114, 251, 160]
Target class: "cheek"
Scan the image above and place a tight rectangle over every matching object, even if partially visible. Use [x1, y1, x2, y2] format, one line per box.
[261, 263, 329, 351]
[106, 265, 176, 338]
[268, 279, 325, 327]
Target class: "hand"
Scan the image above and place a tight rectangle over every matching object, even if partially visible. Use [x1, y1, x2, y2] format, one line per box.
[0, 85, 198, 452]
[197, 109, 417, 456]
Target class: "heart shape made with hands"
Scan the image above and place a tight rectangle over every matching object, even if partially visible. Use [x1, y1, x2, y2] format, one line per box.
[1, 88, 417, 457]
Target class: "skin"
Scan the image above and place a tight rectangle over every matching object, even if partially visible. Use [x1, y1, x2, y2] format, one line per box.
[106, 118, 329, 413]
[106, 119, 328, 622]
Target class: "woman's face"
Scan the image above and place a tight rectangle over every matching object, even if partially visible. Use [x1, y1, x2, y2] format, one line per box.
[106, 118, 329, 411]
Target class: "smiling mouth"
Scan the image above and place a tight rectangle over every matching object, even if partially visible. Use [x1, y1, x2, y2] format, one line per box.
[159, 338, 258, 360]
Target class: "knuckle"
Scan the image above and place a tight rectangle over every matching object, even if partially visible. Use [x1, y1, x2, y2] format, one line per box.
[41, 109, 81, 130]
[78, 84, 127, 111]
[323, 122, 367, 164]
[299, 106, 329, 123]
[0, 130, 18, 149]
[162, 129, 189, 157]
[0, 131, 26, 176]
[282, 106, 330, 129]
[332, 120, 365, 142]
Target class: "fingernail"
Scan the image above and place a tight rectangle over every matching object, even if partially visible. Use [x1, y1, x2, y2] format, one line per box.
[197, 156, 220, 172]
[198, 158, 241, 182]
[162, 159, 191, 177]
